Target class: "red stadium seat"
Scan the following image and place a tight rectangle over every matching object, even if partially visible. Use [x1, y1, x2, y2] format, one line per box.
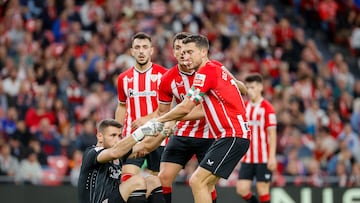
[47, 155, 69, 176]
[41, 168, 63, 186]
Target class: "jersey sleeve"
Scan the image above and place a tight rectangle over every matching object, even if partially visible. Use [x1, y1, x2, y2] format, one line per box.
[117, 75, 126, 104]
[187, 65, 217, 104]
[82, 147, 104, 170]
[264, 102, 277, 129]
[158, 74, 173, 104]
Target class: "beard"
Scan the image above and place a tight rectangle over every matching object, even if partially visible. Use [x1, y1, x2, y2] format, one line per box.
[137, 60, 148, 66]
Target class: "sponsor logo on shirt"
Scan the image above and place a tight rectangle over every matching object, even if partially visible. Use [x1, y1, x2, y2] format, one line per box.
[128, 89, 157, 97]
[109, 166, 121, 179]
[193, 73, 206, 87]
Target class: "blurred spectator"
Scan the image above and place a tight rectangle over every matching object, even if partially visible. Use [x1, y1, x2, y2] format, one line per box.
[0, 80, 9, 113]
[69, 149, 82, 186]
[35, 118, 61, 156]
[8, 135, 27, 160]
[0, 106, 18, 138]
[349, 162, 360, 187]
[25, 96, 56, 132]
[10, 120, 34, 147]
[27, 138, 48, 167]
[318, 0, 338, 41]
[0, 143, 19, 178]
[2, 68, 21, 105]
[351, 99, 360, 133]
[306, 158, 325, 187]
[328, 148, 354, 176]
[15, 148, 42, 185]
[75, 118, 96, 152]
[349, 26, 360, 56]
[303, 100, 328, 135]
[338, 123, 359, 156]
[335, 161, 349, 187]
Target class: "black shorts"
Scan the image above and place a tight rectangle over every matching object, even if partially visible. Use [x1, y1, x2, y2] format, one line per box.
[161, 136, 215, 167]
[199, 137, 249, 179]
[124, 146, 164, 172]
[238, 163, 272, 182]
[107, 189, 126, 203]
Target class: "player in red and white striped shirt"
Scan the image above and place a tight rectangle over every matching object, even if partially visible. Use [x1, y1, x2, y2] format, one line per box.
[156, 32, 216, 203]
[115, 32, 167, 179]
[155, 34, 250, 203]
[236, 73, 277, 203]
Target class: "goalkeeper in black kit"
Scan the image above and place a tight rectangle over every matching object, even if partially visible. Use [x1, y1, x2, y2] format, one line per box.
[77, 119, 165, 203]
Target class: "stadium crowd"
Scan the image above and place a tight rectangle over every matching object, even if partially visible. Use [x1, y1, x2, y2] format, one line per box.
[0, 0, 359, 188]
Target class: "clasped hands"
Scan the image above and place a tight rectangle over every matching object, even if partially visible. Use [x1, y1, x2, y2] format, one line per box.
[132, 119, 169, 142]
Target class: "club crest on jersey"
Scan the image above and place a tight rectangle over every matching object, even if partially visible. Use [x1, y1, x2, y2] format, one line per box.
[176, 81, 184, 87]
[193, 73, 206, 87]
[150, 74, 158, 82]
[126, 77, 133, 82]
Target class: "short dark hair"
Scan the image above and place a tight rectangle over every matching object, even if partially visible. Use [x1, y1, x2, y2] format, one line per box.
[245, 73, 263, 83]
[131, 32, 152, 46]
[97, 119, 123, 134]
[182, 34, 209, 50]
[172, 32, 191, 47]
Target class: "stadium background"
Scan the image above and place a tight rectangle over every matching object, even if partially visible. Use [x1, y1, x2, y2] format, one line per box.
[0, 0, 359, 202]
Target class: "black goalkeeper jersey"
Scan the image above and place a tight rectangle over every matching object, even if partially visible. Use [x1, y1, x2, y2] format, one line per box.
[77, 146, 123, 203]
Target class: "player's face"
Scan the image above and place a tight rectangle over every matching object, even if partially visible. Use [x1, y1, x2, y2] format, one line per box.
[245, 81, 263, 102]
[131, 38, 153, 66]
[181, 42, 204, 71]
[173, 39, 186, 65]
[100, 126, 122, 148]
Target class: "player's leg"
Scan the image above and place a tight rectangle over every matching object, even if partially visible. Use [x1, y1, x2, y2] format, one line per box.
[191, 137, 250, 203]
[189, 167, 220, 203]
[118, 174, 147, 203]
[159, 136, 195, 203]
[145, 175, 165, 203]
[195, 138, 217, 203]
[121, 157, 145, 182]
[255, 164, 272, 203]
[145, 146, 164, 175]
[158, 162, 183, 203]
[236, 163, 259, 203]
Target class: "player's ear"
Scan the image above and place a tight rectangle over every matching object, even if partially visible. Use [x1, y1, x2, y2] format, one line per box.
[150, 46, 154, 56]
[200, 48, 207, 58]
[130, 47, 135, 57]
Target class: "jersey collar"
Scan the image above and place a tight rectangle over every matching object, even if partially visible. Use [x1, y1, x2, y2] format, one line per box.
[134, 63, 152, 73]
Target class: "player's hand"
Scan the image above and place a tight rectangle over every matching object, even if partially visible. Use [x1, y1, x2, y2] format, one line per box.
[267, 156, 277, 171]
[132, 119, 164, 142]
[131, 117, 149, 130]
[161, 121, 177, 138]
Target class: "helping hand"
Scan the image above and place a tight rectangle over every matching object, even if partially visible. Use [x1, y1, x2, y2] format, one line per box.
[132, 119, 164, 142]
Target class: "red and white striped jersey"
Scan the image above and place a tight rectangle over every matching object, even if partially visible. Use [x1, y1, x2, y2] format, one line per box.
[187, 61, 250, 139]
[117, 63, 167, 137]
[241, 98, 277, 163]
[158, 65, 214, 139]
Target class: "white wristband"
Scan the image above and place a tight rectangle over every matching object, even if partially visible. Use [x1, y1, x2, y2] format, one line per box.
[132, 128, 144, 142]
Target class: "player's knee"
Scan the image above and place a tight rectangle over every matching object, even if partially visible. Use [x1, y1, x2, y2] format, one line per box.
[189, 174, 203, 190]
[236, 181, 250, 196]
[158, 170, 172, 185]
[145, 175, 162, 192]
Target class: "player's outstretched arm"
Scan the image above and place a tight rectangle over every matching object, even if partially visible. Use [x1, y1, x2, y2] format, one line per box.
[97, 135, 138, 163]
[157, 97, 196, 123]
[179, 104, 205, 121]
